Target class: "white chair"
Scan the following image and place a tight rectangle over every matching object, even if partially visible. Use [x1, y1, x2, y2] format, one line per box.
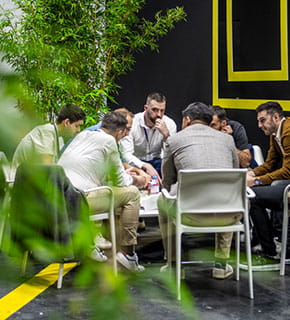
[280, 184, 290, 276]
[252, 145, 264, 166]
[84, 186, 117, 276]
[163, 169, 254, 300]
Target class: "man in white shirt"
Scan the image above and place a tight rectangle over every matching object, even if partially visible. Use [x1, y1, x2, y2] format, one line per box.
[12, 104, 86, 176]
[58, 111, 146, 272]
[120, 92, 177, 178]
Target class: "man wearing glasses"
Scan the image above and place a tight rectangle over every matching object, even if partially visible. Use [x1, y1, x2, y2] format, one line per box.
[247, 101, 290, 264]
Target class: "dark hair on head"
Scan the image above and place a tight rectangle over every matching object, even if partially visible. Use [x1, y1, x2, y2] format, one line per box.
[146, 92, 166, 105]
[101, 111, 127, 132]
[56, 104, 86, 124]
[256, 101, 284, 118]
[208, 105, 227, 121]
[182, 102, 213, 125]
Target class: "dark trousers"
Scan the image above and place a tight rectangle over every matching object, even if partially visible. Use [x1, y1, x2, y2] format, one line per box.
[250, 180, 290, 255]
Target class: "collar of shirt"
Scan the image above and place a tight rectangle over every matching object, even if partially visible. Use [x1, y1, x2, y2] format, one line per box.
[274, 117, 285, 139]
[273, 117, 286, 154]
[139, 111, 151, 129]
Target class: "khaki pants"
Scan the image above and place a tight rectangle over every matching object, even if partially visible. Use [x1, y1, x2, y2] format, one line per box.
[86, 185, 140, 247]
[158, 194, 242, 259]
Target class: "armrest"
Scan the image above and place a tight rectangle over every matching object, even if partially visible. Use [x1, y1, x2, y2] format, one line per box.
[82, 185, 113, 194]
[246, 186, 256, 198]
[161, 188, 176, 200]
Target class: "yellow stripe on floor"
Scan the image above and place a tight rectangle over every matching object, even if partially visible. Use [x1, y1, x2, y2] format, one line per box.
[0, 262, 77, 320]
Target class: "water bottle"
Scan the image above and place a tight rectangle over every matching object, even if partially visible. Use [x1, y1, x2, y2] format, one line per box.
[148, 175, 159, 195]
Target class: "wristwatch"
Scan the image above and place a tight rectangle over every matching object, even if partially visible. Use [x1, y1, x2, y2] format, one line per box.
[254, 179, 261, 186]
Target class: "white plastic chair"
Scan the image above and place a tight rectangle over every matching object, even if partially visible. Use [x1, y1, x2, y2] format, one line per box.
[252, 145, 264, 166]
[280, 184, 290, 276]
[164, 169, 254, 300]
[84, 186, 117, 276]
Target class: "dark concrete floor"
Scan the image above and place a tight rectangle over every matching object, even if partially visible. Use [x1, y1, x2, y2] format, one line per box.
[1, 218, 290, 320]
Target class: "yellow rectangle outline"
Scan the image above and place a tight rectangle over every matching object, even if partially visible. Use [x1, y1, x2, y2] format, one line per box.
[212, 0, 290, 111]
[227, 0, 288, 81]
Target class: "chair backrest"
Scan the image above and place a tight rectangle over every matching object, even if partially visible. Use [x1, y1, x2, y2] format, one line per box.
[252, 145, 264, 166]
[10, 164, 89, 261]
[177, 169, 247, 215]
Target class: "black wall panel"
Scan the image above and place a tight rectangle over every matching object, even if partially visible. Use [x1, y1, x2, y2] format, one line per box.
[114, 0, 290, 156]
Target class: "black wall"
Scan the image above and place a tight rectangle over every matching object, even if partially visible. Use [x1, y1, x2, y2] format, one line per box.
[114, 0, 290, 158]
[115, 0, 212, 129]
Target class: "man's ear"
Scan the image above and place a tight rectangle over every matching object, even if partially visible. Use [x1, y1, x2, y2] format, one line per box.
[182, 116, 192, 128]
[144, 104, 148, 111]
[273, 112, 281, 123]
[221, 119, 227, 127]
[62, 118, 71, 127]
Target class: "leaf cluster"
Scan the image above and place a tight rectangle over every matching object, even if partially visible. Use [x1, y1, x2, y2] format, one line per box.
[0, 0, 186, 123]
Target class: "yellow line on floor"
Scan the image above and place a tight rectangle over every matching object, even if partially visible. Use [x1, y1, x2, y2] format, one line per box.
[0, 262, 77, 320]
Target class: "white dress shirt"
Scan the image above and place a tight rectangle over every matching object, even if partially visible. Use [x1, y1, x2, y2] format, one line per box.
[120, 111, 177, 168]
[58, 129, 133, 190]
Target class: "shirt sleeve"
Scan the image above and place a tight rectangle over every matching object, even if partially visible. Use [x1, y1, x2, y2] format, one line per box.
[253, 130, 290, 184]
[161, 138, 177, 192]
[119, 135, 144, 168]
[230, 121, 249, 150]
[106, 138, 133, 187]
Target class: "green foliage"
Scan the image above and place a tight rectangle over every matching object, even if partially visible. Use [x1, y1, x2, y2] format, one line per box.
[0, 0, 186, 123]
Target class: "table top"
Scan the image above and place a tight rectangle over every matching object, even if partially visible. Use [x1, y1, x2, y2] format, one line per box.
[140, 192, 160, 217]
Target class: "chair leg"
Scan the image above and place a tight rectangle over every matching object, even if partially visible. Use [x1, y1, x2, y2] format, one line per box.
[167, 219, 173, 275]
[57, 263, 64, 289]
[235, 232, 240, 281]
[280, 206, 289, 276]
[109, 214, 117, 276]
[245, 226, 254, 299]
[176, 230, 182, 300]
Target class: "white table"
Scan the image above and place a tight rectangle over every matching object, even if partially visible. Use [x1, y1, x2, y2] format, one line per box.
[139, 192, 160, 217]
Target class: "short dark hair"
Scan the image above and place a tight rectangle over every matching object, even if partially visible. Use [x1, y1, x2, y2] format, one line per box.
[208, 105, 227, 121]
[146, 92, 166, 105]
[256, 101, 284, 118]
[56, 104, 86, 124]
[182, 102, 213, 125]
[101, 111, 127, 132]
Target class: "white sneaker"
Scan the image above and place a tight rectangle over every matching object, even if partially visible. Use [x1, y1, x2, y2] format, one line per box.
[91, 247, 108, 262]
[212, 263, 233, 279]
[274, 237, 282, 254]
[160, 264, 168, 272]
[117, 251, 145, 272]
[94, 234, 112, 250]
[252, 244, 262, 253]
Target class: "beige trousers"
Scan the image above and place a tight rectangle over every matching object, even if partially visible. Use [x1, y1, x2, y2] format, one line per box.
[86, 185, 140, 247]
[158, 195, 242, 259]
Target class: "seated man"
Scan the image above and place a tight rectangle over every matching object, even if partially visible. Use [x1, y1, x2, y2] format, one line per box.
[86, 107, 151, 243]
[247, 101, 290, 262]
[58, 111, 146, 272]
[158, 102, 240, 279]
[120, 92, 177, 179]
[86, 107, 151, 183]
[11, 103, 86, 178]
[209, 105, 251, 168]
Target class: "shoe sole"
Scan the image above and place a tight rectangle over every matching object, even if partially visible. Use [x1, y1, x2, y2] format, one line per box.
[212, 272, 234, 280]
[116, 253, 145, 272]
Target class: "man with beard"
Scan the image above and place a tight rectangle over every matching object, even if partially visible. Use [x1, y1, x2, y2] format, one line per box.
[120, 92, 177, 178]
[11, 103, 86, 178]
[247, 101, 290, 263]
[209, 105, 251, 168]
